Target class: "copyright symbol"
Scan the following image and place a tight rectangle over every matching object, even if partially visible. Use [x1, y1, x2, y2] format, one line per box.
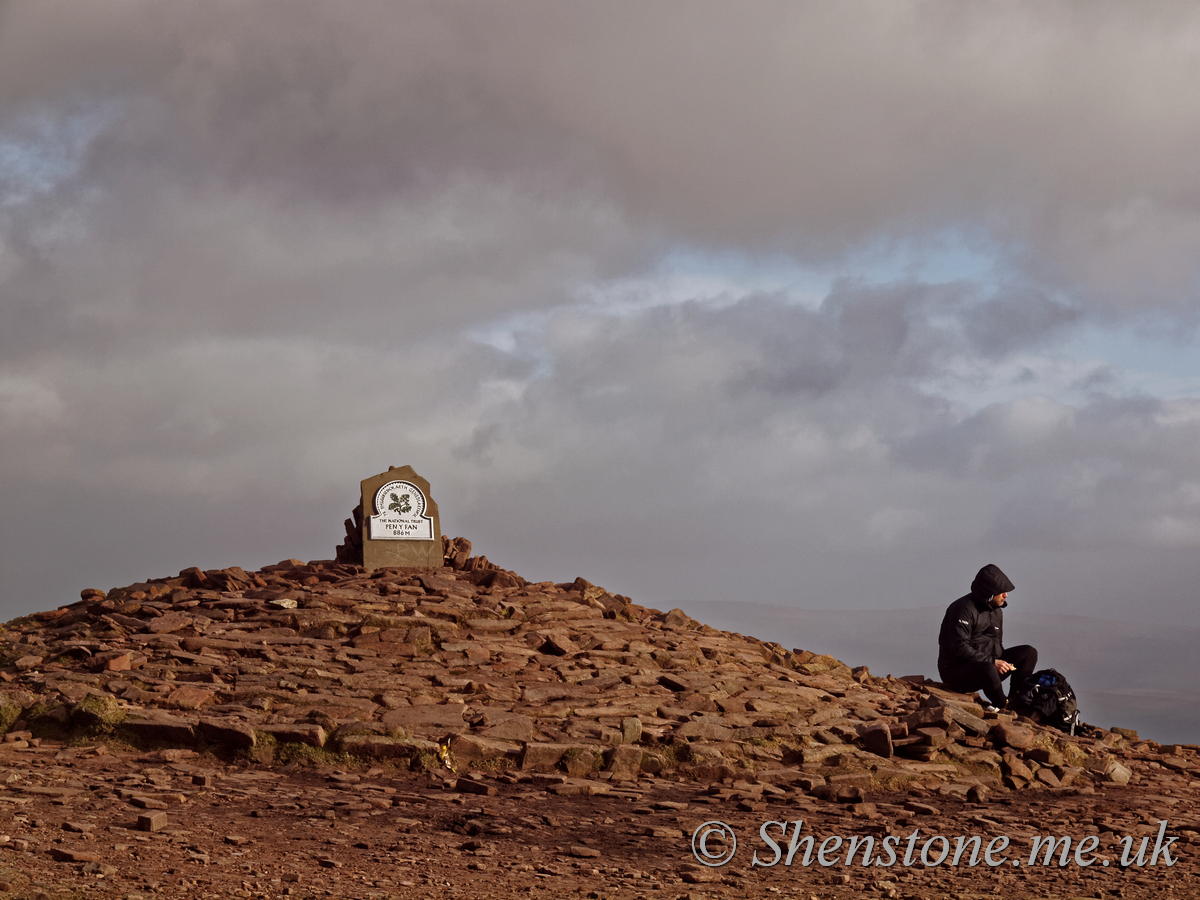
[691, 820, 736, 867]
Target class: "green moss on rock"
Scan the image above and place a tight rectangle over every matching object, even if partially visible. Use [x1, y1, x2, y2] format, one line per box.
[0, 695, 23, 735]
[71, 692, 126, 731]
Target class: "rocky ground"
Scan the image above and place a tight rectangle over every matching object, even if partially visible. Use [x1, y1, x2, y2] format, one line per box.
[0, 540, 1195, 899]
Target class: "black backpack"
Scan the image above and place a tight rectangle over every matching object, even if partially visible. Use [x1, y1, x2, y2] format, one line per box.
[1011, 668, 1080, 734]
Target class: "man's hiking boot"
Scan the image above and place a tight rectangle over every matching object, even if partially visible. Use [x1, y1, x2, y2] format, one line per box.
[977, 695, 1007, 714]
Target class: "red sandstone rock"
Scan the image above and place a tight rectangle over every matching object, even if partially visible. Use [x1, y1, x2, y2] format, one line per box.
[990, 720, 1036, 749]
[0, 532, 1189, 855]
[167, 685, 216, 710]
[861, 722, 894, 757]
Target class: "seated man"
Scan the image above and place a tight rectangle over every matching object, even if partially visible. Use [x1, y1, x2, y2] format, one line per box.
[937, 564, 1037, 711]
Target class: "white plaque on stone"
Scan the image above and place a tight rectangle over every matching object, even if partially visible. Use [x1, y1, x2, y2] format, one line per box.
[367, 480, 434, 541]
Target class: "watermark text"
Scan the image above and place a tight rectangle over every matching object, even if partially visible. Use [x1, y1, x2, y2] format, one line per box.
[689, 819, 1179, 869]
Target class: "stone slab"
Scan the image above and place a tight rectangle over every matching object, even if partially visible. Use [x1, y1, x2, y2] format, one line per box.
[361, 466, 444, 570]
[339, 735, 437, 760]
[381, 702, 468, 734]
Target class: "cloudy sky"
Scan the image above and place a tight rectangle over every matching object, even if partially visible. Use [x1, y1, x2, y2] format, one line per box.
[3, 1, 1200, 662]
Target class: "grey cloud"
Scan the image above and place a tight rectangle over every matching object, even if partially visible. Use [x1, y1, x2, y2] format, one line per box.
[0, 173, 648, 361]
[899, 393, 1200, 478]
[963, 287, 1083, 356]
[466, 297, 1200, 565]
[895, 392, 1200, 551]
[5, 2, 1200, 327]
[1072, 365, 1120, 392]
[509, 282, 969, 411]
[3, 280, 1199, 638]
[0, 4, 656, 361]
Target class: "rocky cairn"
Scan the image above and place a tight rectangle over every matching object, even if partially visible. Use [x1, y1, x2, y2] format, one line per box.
[1, 537, 1195, 806]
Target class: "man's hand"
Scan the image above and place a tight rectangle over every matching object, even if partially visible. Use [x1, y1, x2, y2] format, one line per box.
[994, 659, 1014, 675]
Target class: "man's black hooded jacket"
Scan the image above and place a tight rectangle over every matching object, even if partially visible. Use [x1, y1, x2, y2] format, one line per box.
[937, 564, 1016, 669]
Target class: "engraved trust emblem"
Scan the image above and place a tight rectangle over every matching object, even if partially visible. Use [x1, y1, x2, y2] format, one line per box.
[368, 480, 434, 541]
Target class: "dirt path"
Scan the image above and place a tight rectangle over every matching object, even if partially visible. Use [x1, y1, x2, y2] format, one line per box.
[0, 741, 1194, 900]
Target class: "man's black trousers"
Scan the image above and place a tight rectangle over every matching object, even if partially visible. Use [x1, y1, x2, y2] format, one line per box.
[938, 645, 1038, 707]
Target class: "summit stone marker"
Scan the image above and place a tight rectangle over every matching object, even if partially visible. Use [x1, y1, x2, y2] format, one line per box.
[360, 465, 443, 570]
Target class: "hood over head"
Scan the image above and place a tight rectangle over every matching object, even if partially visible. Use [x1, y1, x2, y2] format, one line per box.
[971, 563, 1015, 600]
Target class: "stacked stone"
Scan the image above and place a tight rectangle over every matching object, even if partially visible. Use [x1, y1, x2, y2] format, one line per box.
[0, 548, 1195, 806]
[333, 504, 365, 565]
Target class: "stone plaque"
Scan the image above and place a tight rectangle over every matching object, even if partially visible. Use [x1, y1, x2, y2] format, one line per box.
[360, 465, 443, 570]
[368, 480, 434, 540]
